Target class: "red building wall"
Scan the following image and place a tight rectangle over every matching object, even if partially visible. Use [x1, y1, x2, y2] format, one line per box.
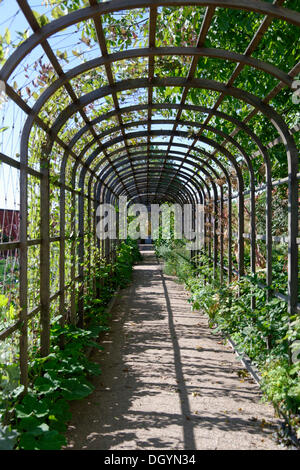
[0, 209, 20, 242]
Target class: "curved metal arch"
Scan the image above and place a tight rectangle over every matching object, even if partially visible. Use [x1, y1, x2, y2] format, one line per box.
[95, 155, 220, 214]
[9, 6, 300, 238]
[80, 127, 242, 272]
[73, 120, 275, 283]
[1, 0, 299, 83]
[77, 129, 245, 258]
[110, 167, 219, 266]
[99, 164, 202, 200]
[98, 169, 211, 267]
[95, 175, 201, 238]
[95, 152, 214, 229]
[97, 153, 223, 202]
[46, 76, 295, 273]
[101, 159, 217, 198]
[79, 117, 254, 234]
[67, 103, 270, 184]
[114, 184, 197, 215]
[3, 0, 299, 392]
[90, 136, 254, 283]
[75, 140, 222, 226]
[45, 84, 298, 280]
[72, 124, 244, 209]
[66, 102, 270, 169]
[116, 176, 198, 201]
[97, 165, 204, 235]
[117, 191, 187, 205]
[36, 96, 271, 240]
[102, 157, 219, 224]
[107, 161, 206, 190]
[15, 49, 272, 202]
[92, 145, 230, 283]
[86, 157, 206, 270]
[104, 150, 232, 189]
[92, 149, 237, 283]
[24, 86, 270, 280]
[75, 129, 246, 191]
[97, 149, 232, 249]
[86, 137, 237, 280]
[48, 77, 297, 156]
[93, 142, 233, 190]
[73, 117, 255, 184]
[97, 157, 207, 200]
[15, 47, 293, 121]
[129, 194, 183, 204]
[69, 105, 272, 237]
[97, 173, 196, 206]
[105, 167, 203, 204]
[109, 177, 199, 207]
[97, 155, 212, 206]
[12, 0, 296, 338]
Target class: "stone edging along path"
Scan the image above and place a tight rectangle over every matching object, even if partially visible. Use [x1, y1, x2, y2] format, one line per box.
[64, 247, 283, 450]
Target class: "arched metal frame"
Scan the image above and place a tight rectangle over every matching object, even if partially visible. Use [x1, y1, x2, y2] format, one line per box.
[0, 0, 298, 388]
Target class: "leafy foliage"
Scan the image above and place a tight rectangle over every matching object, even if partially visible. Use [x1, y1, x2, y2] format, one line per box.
[156, 238, 300, 445]
[0, 239, 140, 449]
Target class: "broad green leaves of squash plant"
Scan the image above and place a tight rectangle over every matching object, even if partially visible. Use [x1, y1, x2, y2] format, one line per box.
[0, 240, 141, 449]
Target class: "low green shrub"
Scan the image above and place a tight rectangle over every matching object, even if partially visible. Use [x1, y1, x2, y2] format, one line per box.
[0, 239, 141, 449]
[155, 239, 300, 443]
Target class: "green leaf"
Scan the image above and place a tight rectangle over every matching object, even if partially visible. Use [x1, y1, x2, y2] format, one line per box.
[15, 394, 50, 419]
[36, 430, 66, 450]
[17, 416, 42, 432]
[4, 28, 11, 45]
[50, 399, 71, 422]
[51, 6, 65, 19]
[19, 423, 66, 450]
[60, 378, 94, 400]
[48, 416, 67, 433]
[19, 432, 38, 450]
[34, 375, 58, 394]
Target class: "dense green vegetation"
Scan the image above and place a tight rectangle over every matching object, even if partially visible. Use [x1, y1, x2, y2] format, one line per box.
[155, 238, 300, 445]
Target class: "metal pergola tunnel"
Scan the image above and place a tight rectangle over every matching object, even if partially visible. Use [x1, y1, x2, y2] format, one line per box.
[0, 0, 299, 395]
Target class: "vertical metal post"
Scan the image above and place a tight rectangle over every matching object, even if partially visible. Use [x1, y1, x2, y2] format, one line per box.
[250, 174, 256, 309]
[213, 192, 218, 281]
[287, 150, 299, 315]
[238, 187, 245, 280]
[19, 132, 29, 389]
[220, 186, 224, 285]
[40, 139, 51, 357]
[59, 155, 67, 345]
[228, 184, 232, 284]
[266, 168, 272, 299]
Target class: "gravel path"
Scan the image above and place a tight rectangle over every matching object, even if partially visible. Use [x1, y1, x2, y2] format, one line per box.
[65, 247, 282, 450]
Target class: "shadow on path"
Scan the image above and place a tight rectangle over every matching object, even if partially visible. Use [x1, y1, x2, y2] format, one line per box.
[64, 247, 281, 450]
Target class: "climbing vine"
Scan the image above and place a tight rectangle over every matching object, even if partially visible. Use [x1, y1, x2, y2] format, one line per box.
[0, 239, 141, 449]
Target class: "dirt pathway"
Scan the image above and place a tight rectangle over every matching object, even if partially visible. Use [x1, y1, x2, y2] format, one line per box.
[65, 247, 282, 450]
